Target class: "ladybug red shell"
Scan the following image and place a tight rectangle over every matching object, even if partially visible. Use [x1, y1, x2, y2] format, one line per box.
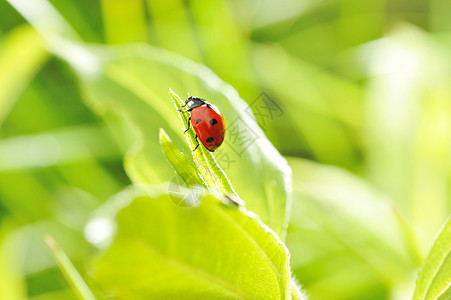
[179, 96, 226, 152]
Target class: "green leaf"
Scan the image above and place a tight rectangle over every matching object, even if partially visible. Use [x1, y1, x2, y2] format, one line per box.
[159, 127, 204, 187]
[45, 236, 96, 300]
[413, 216, 451, 300]
[92, 185, 293, 299]
[0, 24, 48, 126]
[169, 89, 239, 200]
[287, 157, 417, 286]
[0, 222, 26, 300]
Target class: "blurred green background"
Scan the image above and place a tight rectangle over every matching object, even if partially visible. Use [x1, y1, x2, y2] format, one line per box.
[0, 0, 450, 299]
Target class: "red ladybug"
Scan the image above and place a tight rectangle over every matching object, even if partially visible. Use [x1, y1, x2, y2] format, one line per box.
[179, 96, 226, 152]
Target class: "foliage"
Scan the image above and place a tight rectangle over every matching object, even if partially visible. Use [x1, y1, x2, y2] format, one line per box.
[413, 217, 451, 300]
[45, 236, 96, 300]
[0, 0, 450, 299]
[92, 186, 292, 299]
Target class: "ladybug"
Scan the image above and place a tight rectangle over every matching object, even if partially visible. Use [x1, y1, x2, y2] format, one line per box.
[179, 96, 226, 152]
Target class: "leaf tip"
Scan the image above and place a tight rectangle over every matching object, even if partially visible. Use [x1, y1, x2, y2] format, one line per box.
[168, 88, 184, 107]
[159, 128, 172, 146]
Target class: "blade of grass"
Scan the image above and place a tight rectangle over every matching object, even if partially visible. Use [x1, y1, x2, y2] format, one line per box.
[44, 235, 96, 300]
[0, 25, 48, 126]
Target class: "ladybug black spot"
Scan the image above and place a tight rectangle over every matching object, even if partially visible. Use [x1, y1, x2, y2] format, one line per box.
[206, 137, 214, 143]
[209, 118, 218, 125]
[196, 118, 202, 123]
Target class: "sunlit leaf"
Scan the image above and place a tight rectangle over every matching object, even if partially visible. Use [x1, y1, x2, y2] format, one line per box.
[158, 127, 204, 187]
[0, 24, 48, 126]
[92, 185, 293, 299]
[413, 216, 451, 300]
[287, 157, 417, 286]
[74, 44, 291, 238]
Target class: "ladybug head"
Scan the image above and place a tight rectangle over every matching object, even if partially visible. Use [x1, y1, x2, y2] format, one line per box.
[185, 96, 207, 109]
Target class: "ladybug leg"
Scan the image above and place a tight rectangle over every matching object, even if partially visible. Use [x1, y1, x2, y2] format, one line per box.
[193, 134, 200, 151]
[184, 117, 191, 133]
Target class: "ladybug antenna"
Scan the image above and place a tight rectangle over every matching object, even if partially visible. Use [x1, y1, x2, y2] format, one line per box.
[187, 92, 191, 97]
